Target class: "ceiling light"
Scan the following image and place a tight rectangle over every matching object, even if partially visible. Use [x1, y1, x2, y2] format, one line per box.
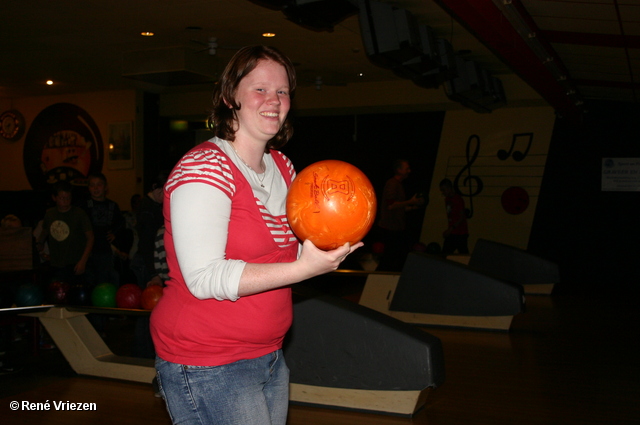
[262, 32, 276, 38]
[46, 80, 53, 86]
[141, 31, 154, 37]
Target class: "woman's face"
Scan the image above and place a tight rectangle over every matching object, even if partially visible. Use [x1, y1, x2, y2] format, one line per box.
[232, 59, 291, 144]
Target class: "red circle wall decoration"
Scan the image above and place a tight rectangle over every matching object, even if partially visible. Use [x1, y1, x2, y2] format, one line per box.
[501, 186, 529, 215]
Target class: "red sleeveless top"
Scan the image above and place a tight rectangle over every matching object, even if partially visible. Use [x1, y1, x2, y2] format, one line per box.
[151, 141, 299, 366]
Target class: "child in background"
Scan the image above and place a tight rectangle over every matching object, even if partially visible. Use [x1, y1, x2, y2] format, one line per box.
[37, 181, 94, 286]
[78, 173, 124, 286]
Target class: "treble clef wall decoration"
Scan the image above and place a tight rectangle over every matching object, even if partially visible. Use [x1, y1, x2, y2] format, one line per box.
[453, 134, 484, 218]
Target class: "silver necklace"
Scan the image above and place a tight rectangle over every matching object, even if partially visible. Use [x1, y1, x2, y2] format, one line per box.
[230, 142, 266, 187]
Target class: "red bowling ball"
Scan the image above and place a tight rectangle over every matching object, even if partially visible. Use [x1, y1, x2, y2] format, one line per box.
[116, 283, 143, 309]
[47, 280, 70, 304]
[286, 160, 377, 250]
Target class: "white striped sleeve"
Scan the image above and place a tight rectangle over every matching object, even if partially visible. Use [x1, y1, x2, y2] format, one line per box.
[170, 182, 245, 302]
[165, 149, 236, 198]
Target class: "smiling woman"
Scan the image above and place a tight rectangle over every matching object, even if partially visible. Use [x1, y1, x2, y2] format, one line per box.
[150, 46, 363, 425]
[232, 59, 291, 159]
[208, 45, 297, 154]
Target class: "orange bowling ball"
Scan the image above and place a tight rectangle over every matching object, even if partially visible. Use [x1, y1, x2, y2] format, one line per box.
[286, 160, 377, 250]
[141, 285, 164, 311]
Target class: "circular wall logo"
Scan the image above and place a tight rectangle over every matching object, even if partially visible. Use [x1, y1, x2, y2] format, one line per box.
[23, 103, 103, 191]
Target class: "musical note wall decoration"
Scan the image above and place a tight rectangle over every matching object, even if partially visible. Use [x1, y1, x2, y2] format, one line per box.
[453, 135, 484, 218]
[444, 132, 546, 217]
[422, 109, 555, 250]
[497, 132, 533, 162]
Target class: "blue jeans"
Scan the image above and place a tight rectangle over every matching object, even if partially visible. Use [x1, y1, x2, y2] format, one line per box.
[155, 350, 289, 425]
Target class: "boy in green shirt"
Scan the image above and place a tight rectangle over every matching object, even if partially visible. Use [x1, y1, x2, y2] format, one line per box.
[37, 181, 94, 285]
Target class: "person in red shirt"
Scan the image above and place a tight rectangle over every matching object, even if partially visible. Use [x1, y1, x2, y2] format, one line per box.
[439, 178, 469, 255]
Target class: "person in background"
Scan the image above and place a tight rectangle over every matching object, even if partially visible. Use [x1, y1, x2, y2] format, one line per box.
[129, 176, 167, 359]
[150, 45, 361, 425]
[124, 194, 142, 262]
[112, 194, 140, 284]
[439, 178, 469, 256]
[131, 175, 166, 289]
[37, 181, 94, 286]
[78, 173, 124, 286]
[375, 159, 424, 270]
[146, 225, 168, 288]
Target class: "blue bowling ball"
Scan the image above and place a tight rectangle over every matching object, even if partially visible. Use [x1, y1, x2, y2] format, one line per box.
[67, 285, 91, 306]
[14, 282, 44, 307]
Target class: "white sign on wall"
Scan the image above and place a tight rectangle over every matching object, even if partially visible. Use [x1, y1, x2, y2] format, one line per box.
[602, 158, 640, 191]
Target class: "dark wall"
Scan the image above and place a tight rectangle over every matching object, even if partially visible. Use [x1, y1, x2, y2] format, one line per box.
[142, 93, 173, 192]
[0, 190, 51, 228]
[529, 101, 640, 298]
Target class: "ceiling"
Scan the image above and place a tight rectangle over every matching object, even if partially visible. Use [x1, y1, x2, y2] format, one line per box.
[1, 0, 638, 118]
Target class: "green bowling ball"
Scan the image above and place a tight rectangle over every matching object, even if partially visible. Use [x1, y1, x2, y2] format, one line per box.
[91, 283, 118, 308]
